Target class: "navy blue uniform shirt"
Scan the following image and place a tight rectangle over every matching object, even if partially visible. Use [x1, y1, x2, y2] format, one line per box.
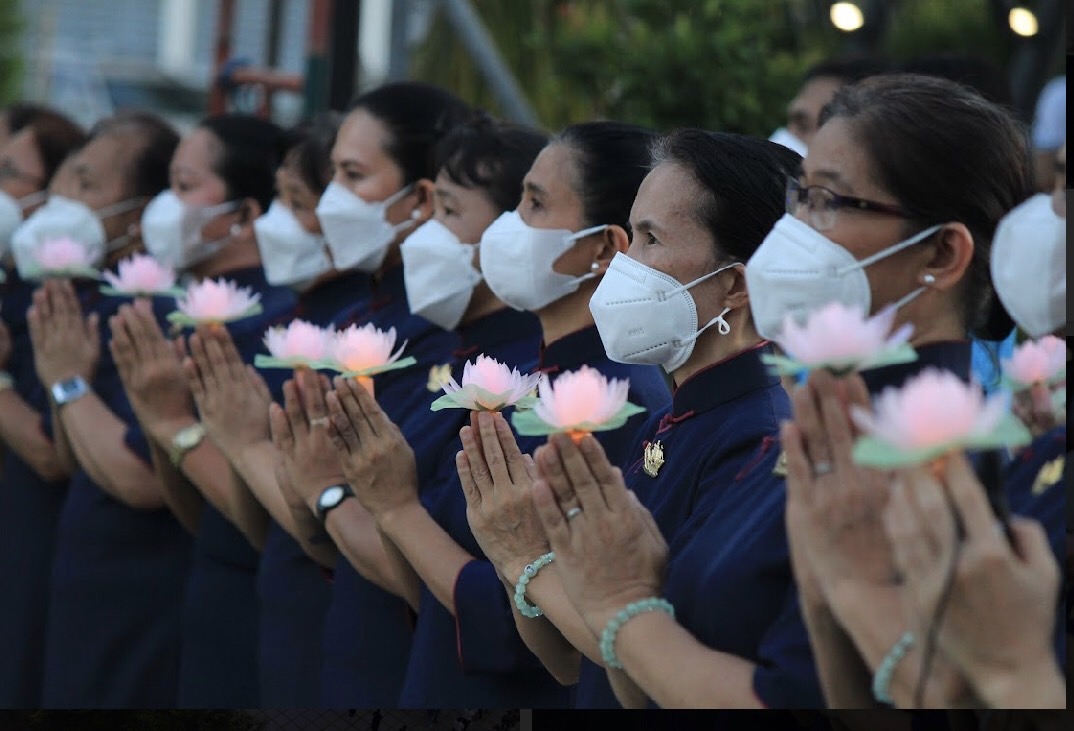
[400, 325, 670, 708]
[0, 273, 69, 706]
[177, 267, 296, 708]
[39, 286, 192, 708]
[255, 269, 371, 708]
[319, 264, 461, 708]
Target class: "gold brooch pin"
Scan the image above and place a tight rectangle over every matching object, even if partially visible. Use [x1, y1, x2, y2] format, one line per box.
[427, 363, 453, 392]
[772, 450, 788, 477]
[1031, 456, 1064, 495]
[643, 440, 665, 478]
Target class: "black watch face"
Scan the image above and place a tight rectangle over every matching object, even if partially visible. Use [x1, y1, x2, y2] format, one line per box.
[322, 486, 345, 507]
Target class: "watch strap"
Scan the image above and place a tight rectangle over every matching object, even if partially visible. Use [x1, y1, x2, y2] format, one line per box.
[50, 376, 90, 407]
[168, 423, 206, 468]
[315, 483, 355, 525]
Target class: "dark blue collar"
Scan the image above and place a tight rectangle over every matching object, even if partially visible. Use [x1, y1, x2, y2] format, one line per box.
[671, 342, 777, 419]
[368, 263, 406, 313]
[861, 340, 972, 393]
[538, 326, 609, 374]
[455, 308, 540, 360]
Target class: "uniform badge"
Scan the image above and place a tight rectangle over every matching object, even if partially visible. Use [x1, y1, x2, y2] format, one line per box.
[772, 450, 788, 477]
[643, 440, 665, 478]
[427, 363, 453, 392]
[1031, 456, 1064, 495]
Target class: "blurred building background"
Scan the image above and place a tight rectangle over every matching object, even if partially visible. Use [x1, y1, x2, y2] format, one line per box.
[0, 1, 1065, 142]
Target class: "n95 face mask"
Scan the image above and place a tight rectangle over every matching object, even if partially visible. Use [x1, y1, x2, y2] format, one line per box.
[991, 194, 1066, 337]
[254, 199, 332, 287]
[479, 210, 607, 312]
[590, 252, 737, 373]
[745, 213, 940, 340]
[400, 219, 482, 330]
[315, 182, 416, 272]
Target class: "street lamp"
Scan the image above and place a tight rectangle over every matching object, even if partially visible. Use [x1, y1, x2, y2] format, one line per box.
[830, 2, 865, 32]
[1008, 5, 1039, 37]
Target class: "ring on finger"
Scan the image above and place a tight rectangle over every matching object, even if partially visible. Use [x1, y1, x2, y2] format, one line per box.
[812, 460, 833, 478]
[565, 506, 583, 521]
[310, 416, 330, 428]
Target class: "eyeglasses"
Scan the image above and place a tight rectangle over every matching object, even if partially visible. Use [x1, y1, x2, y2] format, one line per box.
[786, 177, 914, 232]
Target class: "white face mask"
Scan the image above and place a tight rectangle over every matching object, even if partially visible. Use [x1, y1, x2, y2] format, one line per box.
[254, 199, 332, 287]
[991, 194, 1066, 337]
[768, 127, 808, 157]
[400, 219, 482, 330]
[0, 190, 47, 257]
[141, 190, 238, 270]
[11, 195, 142, 277]
[745, 213, 942, 340]
[590, 252, 738, 373]
[315, 182, 417, 272]
[479, 210, 608, 312]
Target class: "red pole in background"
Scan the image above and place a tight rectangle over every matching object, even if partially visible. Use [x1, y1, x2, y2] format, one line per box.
[207, 0, 237, 115]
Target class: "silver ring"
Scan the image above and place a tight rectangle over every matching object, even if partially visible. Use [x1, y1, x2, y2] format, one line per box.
[812, 461, 833, 477]
[565, 506, 583, 521]
[309, 416, 330, 428]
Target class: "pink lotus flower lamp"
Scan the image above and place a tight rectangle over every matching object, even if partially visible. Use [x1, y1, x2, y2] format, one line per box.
[254, 319, 333, 370]
[431, 355, 541, 413]
[101, 254, 183, 297]
[29, 236, 100, 280]
[1001, 335, 1066, 417]
[511, 366, 645, 442]
[167, 278, 263, 328]
[851, 368, 1031, 470]
[320, 322, 416, 397]
[764, 302, 917, 377]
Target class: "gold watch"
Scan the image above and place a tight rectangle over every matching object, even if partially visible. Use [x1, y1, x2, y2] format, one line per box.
[168, 423, 206, 467]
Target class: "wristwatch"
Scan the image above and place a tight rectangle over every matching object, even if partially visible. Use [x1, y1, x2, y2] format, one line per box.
[0, 370, 13, 392]
[315, 483, 355, 525]
[50, 376, 90, 407]
[168, 423, 206, 467]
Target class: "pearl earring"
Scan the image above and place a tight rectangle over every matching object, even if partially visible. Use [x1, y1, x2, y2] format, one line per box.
[591, 262, 600, 272]
[922, 273, 936, 285]
[229, 223, 242, 236]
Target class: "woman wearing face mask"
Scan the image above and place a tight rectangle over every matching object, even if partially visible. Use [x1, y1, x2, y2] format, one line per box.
[314, 121, 671, 708]
[462, 130, 813, 709]
[287, 112, 545, 708]
[109, 113, 299, 708]
[258, 81, 472, 708]
[15, 112, 188, 708]
[0, 104, 85, 708]
[877, 161, 1067, 710]
[166, 114, 351, 708]
[763, 74, 1038, 708]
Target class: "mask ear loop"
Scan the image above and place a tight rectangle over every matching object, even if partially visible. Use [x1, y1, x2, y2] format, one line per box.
[563, 224, 612, 287]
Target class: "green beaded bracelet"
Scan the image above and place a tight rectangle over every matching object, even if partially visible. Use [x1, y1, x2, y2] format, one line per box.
[871, 630, 915, 705]
[514, 551, 555, 618]
[600, 597, 675, 670]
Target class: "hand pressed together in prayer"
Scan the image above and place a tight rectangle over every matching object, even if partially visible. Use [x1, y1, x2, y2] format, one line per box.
[268, 367, 346, 511]
[323, 375, 419, 519]
[883, 452, 1064, 709]
[28, 279, 99, 387]
[109, 298, 194, 438]
[185, 325, 272, 456]
[457, 410, 549, 583]
[532, 433, 668, 636]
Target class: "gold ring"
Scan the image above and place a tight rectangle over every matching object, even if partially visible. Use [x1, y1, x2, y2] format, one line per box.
[310, 416, 330, 428]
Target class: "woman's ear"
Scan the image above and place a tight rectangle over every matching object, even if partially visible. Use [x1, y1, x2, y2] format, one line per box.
[921, 223, 974, 293]
[721, 263, 750, 311]
[394, 179, 435, 226]
[238, 198, 264, 224]
[590, 224, 630, 275]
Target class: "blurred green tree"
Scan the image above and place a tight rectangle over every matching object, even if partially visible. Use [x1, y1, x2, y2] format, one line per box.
[0, 0, 21, 103]
[412, 0, 1031, 135]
